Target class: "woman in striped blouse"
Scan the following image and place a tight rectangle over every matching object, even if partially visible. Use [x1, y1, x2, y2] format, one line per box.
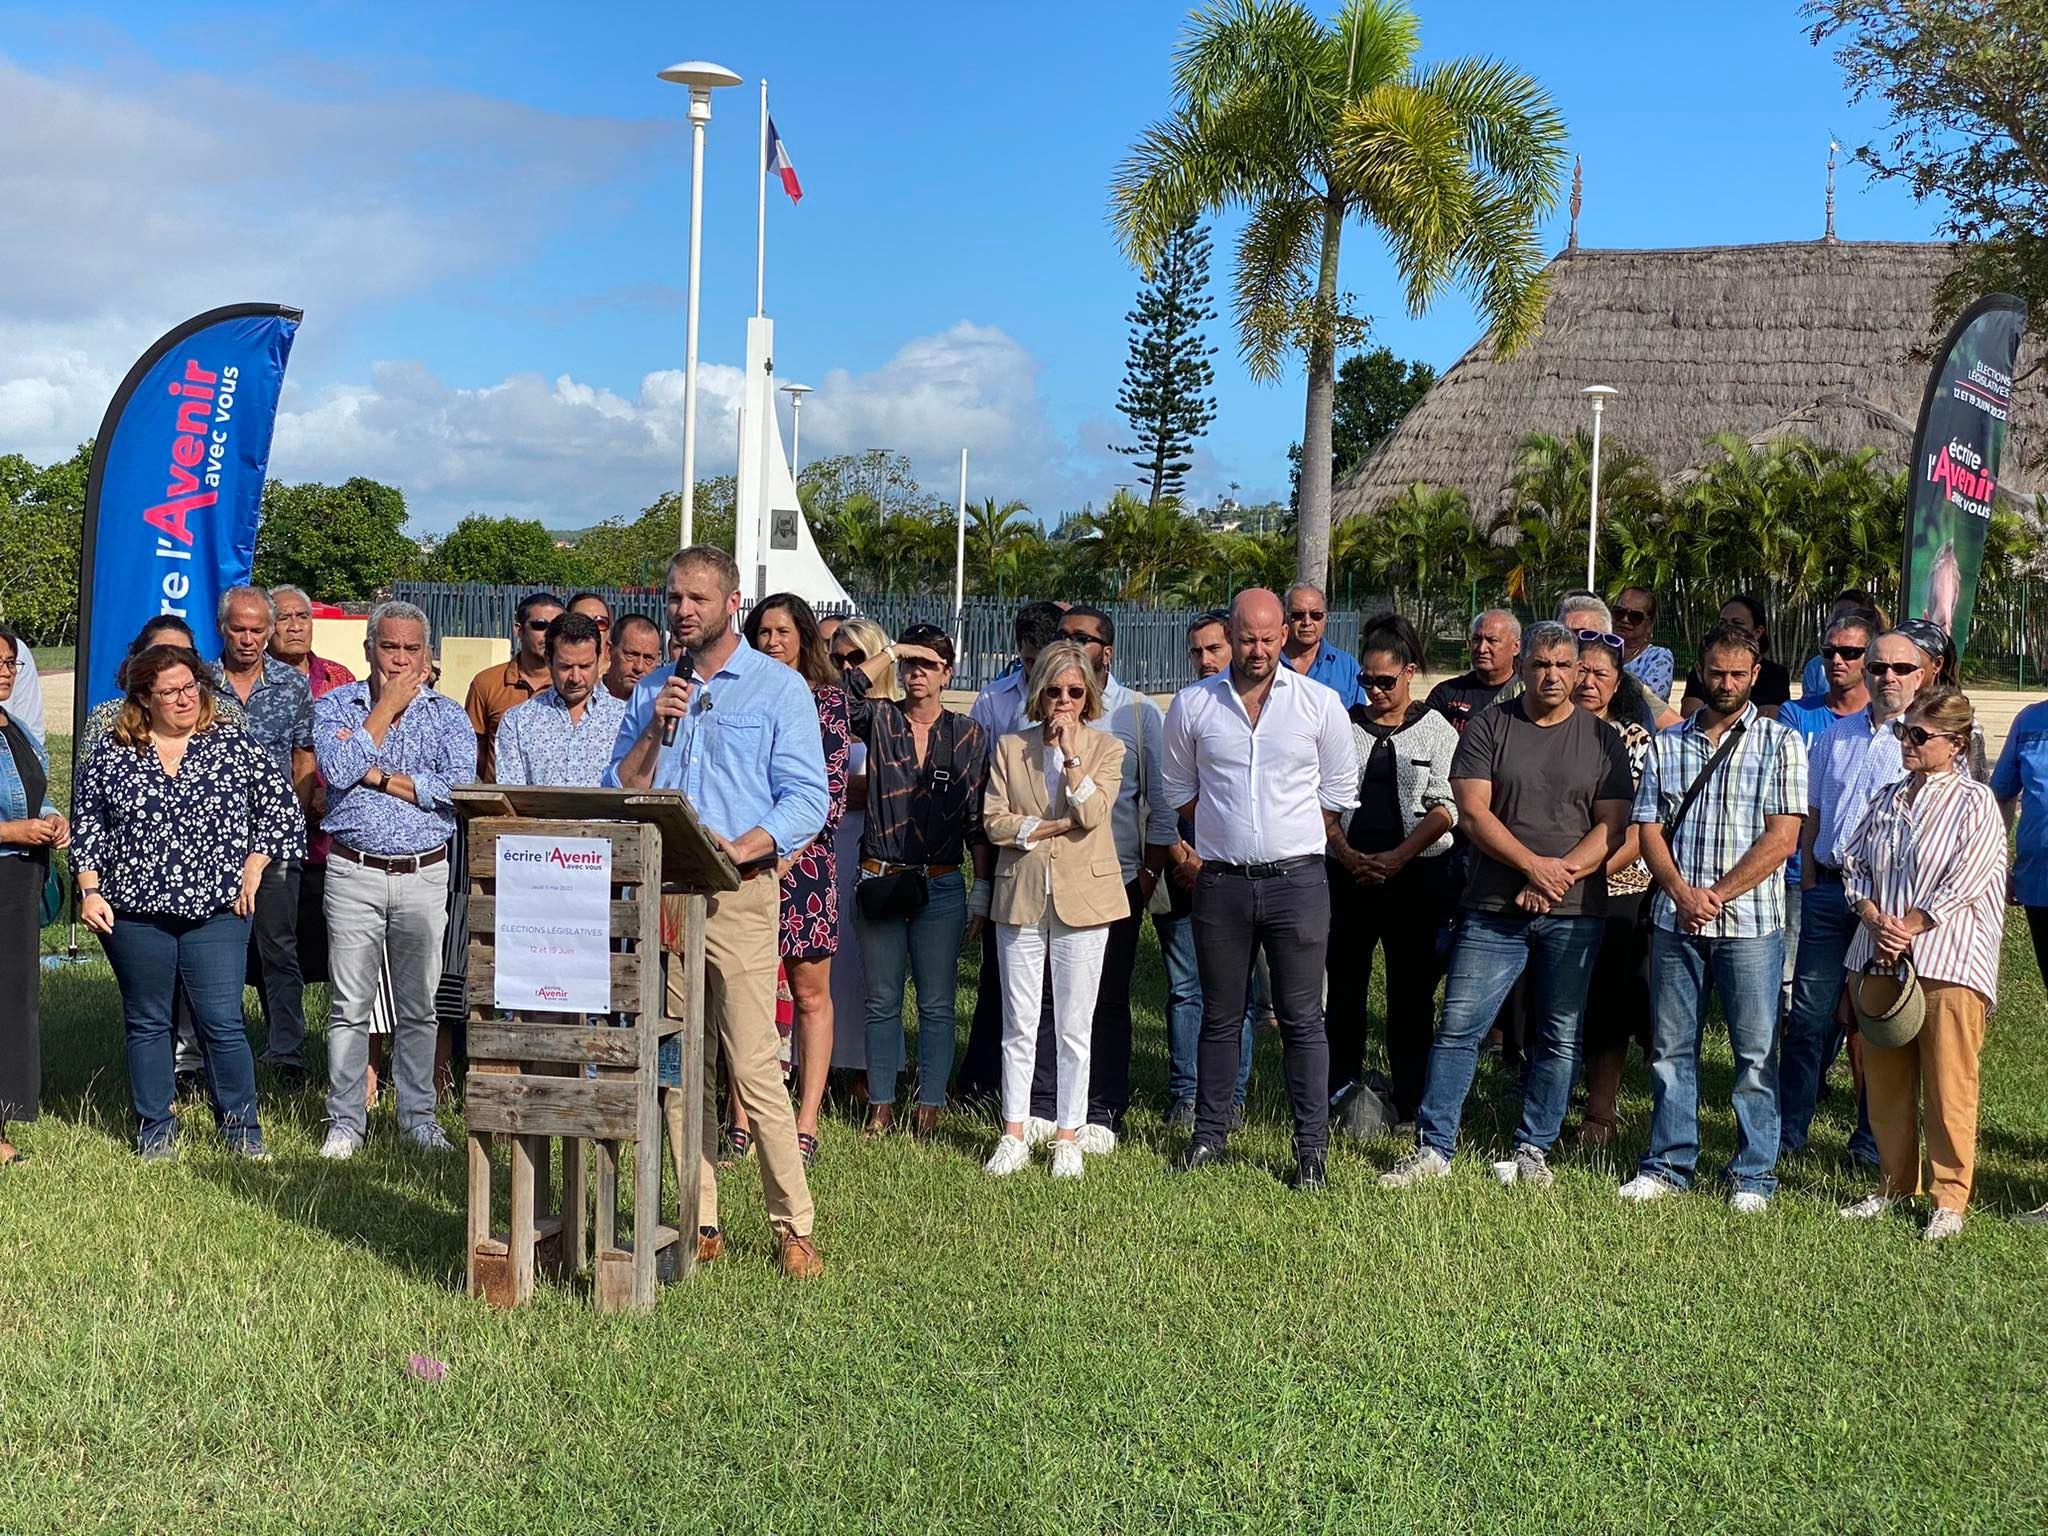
[1838, 688, 2006, 1242]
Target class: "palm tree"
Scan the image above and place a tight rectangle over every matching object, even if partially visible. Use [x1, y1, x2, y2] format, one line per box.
[1112, 0, 1566, 590]
[1079, 490, 1216, 603]
[1495, 429, 1657, 617]
[966, 496, 1035, 596]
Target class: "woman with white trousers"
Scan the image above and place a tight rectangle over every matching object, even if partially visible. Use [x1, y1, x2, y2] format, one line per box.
[982, 641, 1127, 1179]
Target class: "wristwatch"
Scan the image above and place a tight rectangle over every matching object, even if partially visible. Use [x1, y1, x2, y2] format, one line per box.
[1063, 755, 1082, 768]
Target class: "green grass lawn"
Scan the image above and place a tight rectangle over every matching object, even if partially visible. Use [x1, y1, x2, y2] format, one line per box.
[6, 820, 2048, 1529]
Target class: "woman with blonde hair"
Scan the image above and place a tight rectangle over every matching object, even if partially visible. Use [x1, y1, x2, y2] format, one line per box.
[1838, 688, 2005, 1241]
[981, 641, 1126, 1179]
[826, 618, 894, 1085]
[72, 645, 303, 1159]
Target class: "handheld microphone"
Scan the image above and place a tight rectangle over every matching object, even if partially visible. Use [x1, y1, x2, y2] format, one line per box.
[660, 655, 694, 748]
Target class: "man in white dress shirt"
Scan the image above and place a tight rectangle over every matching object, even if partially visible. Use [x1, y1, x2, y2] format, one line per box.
[1162, 588, 1357, 1189]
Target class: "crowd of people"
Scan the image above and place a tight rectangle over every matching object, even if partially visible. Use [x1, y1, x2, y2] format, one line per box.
[5, 552, 2047, 1267]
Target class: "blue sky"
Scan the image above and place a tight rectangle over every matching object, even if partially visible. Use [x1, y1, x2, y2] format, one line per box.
[0, 2, 1941, 530]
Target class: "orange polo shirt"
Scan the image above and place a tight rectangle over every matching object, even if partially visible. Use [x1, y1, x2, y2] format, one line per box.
[464, 659, 547, 783]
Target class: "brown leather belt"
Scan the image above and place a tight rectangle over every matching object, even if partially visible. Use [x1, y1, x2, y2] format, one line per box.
[331, 841, 449, 874]
[859, 858, 961, 879]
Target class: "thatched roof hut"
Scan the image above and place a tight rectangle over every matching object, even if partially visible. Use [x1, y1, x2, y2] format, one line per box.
[1332, 240, 2042, 518]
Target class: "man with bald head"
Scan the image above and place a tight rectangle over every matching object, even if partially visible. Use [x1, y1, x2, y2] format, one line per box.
[1162, 587, 1358, 1189]
[1281, 582, 1363, 709]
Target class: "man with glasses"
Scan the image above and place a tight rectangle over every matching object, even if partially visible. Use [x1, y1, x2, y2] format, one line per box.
[1783, 623, 1945, 1165]
[1279, 583, 1361, 708]
[464, 591, 563, 782]
[604, 613, 665, 703]
[1051, 605, 1177, 1151]
[1800, 589, 1885, 700]
[1426, 609, 1521, 733]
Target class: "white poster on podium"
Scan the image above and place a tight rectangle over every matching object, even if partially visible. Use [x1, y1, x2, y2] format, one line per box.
[493, 835, 612, 1014]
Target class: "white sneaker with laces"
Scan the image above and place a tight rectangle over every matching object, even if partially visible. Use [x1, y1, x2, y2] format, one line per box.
[1380, 1146, 1452, 1188]
[403, 1121, 455, 1153]
[1075, 1123, 1116, 1156]
[1922, 1207, 1965, 1243]
[984, 1134, 1030, 1177]
[1050, 1140, 1084, 1180]
[1617, 1173, 1676, 1204]
[319, 1127, 363, 1161]
[1022, 1116, 1058, 1148]
[1729, 1190, 1770, 1215]
[1839, 1194, 1894, 1221]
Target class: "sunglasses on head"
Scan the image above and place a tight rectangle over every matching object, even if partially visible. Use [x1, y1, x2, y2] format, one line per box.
[1043, 684, 1088, 701]
[1611, 606, 1650, 624]
[1893, 721, 1961, 747]
[1575, 629, 1623, 650]
[1288, 608, 1326, 622]
[1866, 660, 1923, 678]
[1819, 644, 1866, 662]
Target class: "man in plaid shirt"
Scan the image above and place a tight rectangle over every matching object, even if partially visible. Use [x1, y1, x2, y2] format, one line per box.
[1621, 622, 1808, 1213]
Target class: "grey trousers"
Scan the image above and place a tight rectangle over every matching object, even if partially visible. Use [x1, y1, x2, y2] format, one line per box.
[324, 853, 450, 1138]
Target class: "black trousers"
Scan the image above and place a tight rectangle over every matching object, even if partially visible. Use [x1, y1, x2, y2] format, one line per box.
[2027, 907, 2048, 991]
[1192, 859, 1330, 1156]
[246, 858, 307, 1064]
[296, 860, 331, 985]
[957, 922, 1056, 1114]
[1085, 879, 1146, 1131]
[1324, 854, 1455, 1119]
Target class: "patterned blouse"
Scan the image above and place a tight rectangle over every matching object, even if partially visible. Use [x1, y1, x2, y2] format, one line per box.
[1609, 720, 1654, 896]
[73, 722, 305, 920]
[777, 686, 851, 957]
[842, 668, 987, 867]
[1842, 768, 2006, 1005]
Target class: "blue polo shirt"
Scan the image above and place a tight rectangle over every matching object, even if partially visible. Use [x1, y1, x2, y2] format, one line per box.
[1287, 641, 1363, 709]
[1993, 700, 2048, 906]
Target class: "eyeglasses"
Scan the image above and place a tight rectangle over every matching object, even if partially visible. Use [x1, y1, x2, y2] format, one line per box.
[1288, 608, 1326, 623]
[1893, 722, 1963, 747]
[1819, 645, 1867, 662]
[0, 659, 16, 675]
[1058, 630, 1106, 648]
[1574, 629, 1624, 650]
[1611, 606, 1650, 625]
[1360, 673, 1402, 692]
[150, 682, 202, 703]
[1043, 685, 1089, 702]
[1866, 661, 1924, 678]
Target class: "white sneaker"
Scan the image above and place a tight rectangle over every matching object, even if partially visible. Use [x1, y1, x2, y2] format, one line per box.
[1021, 1116, 1058, 1148]
[1050, 1140, 1084, 1180]
[1922, 1207, 1965, 1243]
[1839, 1193, 1894, 1221]
[319, 1127, 363, 1161]
[1380, 1146, 1452, 1188]
[984, 1134, 1031, 1177]
[1617, 1173, 1676, 1204]
[1729, 1191, 1770, 1216]
[403, 1121, 455, 1153]
[1075, 1123, 1117, 1156]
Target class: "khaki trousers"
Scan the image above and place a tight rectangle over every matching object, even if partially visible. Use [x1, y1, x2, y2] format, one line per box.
[664, 875, 815, 1238]
[1863, 978, 1989, 1213]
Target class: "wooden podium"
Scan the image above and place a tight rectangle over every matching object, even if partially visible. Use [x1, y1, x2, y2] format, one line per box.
[453, 785, 738, 1312]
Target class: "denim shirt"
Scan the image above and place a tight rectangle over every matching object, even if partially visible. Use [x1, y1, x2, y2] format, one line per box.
[0, 706, 56, 859]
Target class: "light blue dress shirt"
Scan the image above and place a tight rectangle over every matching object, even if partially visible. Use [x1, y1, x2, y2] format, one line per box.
[604, 638, 829, 858]
[1994, 699, 2048, 907]
[1289, 641, 1363, 709]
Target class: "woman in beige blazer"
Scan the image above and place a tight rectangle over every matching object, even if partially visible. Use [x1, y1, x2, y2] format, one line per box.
[982, 641, 1127, 1179]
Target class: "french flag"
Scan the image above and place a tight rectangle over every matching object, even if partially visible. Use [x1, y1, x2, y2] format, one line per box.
[767, 117, 802, 203]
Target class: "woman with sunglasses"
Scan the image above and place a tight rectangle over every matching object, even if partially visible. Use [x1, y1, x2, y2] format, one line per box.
[1612, 587, 1675, 702]
[72, 646, 303, 1159]
[980, 642, 1127, 1179]
[1323, 615, 1458, 1125]
[842, 624, 989, 1138]
[1569, 634, 1657, 1147]
[1838, 689, 2005, 1242]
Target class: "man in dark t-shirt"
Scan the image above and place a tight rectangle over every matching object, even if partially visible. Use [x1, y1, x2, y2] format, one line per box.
[1384, 621, 1633, 1191]
[1425, 608, 1522, 733]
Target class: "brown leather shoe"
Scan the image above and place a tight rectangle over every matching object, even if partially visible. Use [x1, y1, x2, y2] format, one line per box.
[777, 1232, 823, 1279]
[696, 1226, 724, 1264]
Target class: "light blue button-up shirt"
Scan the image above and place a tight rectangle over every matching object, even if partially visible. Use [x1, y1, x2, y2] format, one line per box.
[1098, 674, 1178, 881]
[1286, 640, 1363, 709]
[604, 637, 829, 858]
[1994, 699, 2048, 907]
[314, 683, 478, 857]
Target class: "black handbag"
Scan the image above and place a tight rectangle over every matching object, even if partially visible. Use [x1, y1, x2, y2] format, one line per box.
[855, 712, 956, 921]
[1639, 719, 1748, 935]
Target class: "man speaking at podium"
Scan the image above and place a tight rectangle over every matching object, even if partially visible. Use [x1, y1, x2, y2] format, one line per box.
[608, 546, 829, 1278]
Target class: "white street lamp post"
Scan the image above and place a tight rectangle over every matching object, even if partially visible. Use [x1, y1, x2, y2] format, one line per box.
[659, 59, 741, 549]
[780, 382, 813, 477]
[1582, 384, 1619, 591]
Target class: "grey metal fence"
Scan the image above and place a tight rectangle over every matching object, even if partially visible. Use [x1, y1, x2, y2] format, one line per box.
[392, 583, 1365, 694]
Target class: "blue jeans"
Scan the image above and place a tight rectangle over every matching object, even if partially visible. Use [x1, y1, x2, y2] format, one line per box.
[1416, 910, 1603, 1158]
[857, 870, 967, 1108]
[1642, 926, 1784, 1196]
[103, 909, 261, 1152]
[1777, 881, 1879, 1162]
[1156, 908, 1253, 1108]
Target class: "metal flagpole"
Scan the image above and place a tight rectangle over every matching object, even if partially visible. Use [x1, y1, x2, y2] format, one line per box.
[756, 80, 768, 318]
[954, 450, 969, 625]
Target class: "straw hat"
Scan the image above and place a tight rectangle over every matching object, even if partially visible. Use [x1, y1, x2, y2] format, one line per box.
[1849, 958, 1925, 1050]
